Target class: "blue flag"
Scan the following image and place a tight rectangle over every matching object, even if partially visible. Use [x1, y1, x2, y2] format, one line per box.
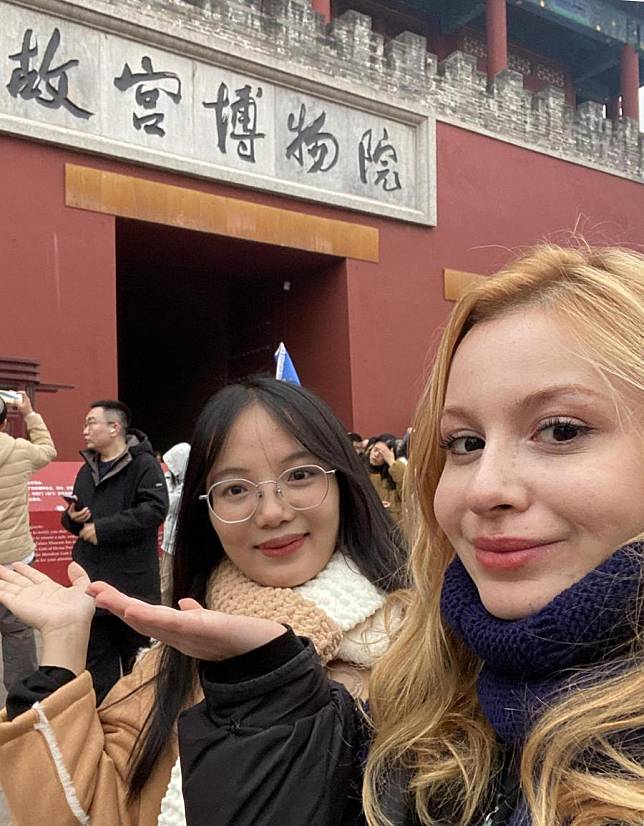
[274, 342, 301, 384]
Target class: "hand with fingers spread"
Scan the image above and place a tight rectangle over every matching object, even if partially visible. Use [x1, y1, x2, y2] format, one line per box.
[87, 581, 286, 662]
[0, 561, 95, 674]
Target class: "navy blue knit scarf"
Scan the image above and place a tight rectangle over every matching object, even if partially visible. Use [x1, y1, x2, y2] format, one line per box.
[441, 543, 643, 745]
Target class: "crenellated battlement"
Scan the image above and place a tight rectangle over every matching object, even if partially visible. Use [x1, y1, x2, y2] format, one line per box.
[80, 0, 644, 182]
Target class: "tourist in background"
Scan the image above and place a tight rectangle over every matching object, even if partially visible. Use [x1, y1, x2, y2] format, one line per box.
[0, 392, 55, 693]
[160, 441, 190, 606]
[61, 399, 168, 702]
[366, 433, 407, 525]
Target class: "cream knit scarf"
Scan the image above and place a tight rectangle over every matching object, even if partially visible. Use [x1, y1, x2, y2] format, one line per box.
[207, 551, 389, 667]
[157, 552, 389, 825]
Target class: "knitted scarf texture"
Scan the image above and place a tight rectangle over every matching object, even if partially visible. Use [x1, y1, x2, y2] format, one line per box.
[441, 542, 642, 745]
[440, 543, 643, 826]
[207, 551, 389, 667]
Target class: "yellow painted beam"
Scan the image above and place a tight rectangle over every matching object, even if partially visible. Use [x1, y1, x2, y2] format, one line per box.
[65, 164, 379, 263]
[443, 268, 484, 301]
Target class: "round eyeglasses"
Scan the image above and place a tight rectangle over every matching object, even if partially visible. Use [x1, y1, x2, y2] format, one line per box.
[199, 464, 337, 524]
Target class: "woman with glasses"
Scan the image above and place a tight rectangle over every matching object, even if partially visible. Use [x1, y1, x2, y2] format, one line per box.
[0, 377, 406, 825]
[59, 243, 644, 826]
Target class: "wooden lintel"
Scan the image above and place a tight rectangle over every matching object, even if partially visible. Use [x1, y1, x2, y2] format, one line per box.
[65, 164, 380, 263]
[443, 268, 484, 301]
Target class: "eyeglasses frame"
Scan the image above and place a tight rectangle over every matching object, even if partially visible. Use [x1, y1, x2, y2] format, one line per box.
[198, 464, 337, 524]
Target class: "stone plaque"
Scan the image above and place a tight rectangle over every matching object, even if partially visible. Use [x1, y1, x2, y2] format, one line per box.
[0, 1, 436, 225]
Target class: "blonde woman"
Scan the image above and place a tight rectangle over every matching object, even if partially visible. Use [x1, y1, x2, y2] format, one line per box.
[49, 244, 644, 825]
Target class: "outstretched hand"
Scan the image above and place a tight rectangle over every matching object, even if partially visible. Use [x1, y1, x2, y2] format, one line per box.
[86, 581, 286, 661]
[0, 562, 95, 674]
[0, 562, 95, 634]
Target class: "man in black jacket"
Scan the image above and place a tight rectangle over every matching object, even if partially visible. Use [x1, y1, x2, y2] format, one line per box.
[61, 399, 168, 702]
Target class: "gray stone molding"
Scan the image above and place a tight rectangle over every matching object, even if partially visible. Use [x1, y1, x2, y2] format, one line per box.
[1, 0, 436, 224]
[5, 0, 643, 193]
[177, 0, 644, 184]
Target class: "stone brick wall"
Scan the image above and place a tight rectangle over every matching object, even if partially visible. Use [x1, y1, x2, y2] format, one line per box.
[110, 0, 643, 182]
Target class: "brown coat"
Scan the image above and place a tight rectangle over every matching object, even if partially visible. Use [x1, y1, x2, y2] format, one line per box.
[0, 413, 56, 565]
[0, 648, 195, 825]
[0, 558, 390, 824]
[368, 458, 407, 524]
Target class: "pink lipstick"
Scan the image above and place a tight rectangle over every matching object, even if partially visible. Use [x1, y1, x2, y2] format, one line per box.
[258, 533, 306, 558]
[474, 536, 558, 571]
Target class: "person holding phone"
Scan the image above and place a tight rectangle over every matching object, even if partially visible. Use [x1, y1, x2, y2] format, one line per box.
[61, 399, 168, 703]
[0, 392, 56, 692]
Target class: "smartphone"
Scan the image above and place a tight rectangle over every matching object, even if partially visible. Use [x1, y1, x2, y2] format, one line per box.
[62, 494, 83, 509]
[0, 390, 22, 405]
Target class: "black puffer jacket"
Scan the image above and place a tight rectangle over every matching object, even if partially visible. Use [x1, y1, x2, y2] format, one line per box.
[178, 630, 418, 826]
[61, 430, 168, 604]
[179, 631, 518, 826]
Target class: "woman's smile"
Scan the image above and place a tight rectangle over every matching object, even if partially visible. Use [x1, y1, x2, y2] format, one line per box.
[473, 537, 564, 572]
[434, 306, 644, 619]
[208, 405, 340, 588]
[257, 533, 308, 557]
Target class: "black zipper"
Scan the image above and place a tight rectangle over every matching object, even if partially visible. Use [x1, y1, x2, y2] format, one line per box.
[478, 748, 521, 826]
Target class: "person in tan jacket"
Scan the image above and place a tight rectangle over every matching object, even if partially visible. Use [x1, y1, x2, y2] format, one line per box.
[0, 392, 56, 692]
[365, 435, 407, 525]
[0, 377, 406, 826]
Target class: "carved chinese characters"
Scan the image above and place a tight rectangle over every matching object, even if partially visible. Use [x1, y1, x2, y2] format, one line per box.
[0, 3, 434, 225]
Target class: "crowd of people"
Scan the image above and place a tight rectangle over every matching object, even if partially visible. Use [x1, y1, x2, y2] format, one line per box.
[0, 378, 407, 824]
[0, 241, 643, 825]
[0, 389, 403, 707]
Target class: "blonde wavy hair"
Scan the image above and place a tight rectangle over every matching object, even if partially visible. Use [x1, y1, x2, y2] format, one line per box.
[364, 243, 644, 826]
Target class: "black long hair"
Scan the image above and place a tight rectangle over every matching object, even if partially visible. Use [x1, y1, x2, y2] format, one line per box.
[127, 376, 408, 798]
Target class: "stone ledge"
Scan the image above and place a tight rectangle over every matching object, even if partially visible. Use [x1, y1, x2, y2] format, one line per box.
[48, 0, 644, 182]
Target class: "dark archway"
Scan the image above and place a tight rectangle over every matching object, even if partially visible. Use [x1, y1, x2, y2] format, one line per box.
[116, 218, 344, 454]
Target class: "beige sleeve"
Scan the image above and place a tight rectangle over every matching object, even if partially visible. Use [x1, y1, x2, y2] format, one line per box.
[19, 413, 57, 470]
[0, 653, 166, 826]
[388, 458, 407, 486]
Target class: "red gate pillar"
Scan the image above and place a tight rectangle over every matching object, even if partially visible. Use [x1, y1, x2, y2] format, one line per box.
[486, 0, 508, 80]
[620, 43, 640, 121]
[606, 96, 621, 120]
[311, 0, 331, 24]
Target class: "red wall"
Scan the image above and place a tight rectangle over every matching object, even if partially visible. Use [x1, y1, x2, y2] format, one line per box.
[0, 137, 117, 459]
[3, 123, 644, 455]
[0, 134, 363, 456]
[287, 258, 353, 427]
[344, 122, 644, 436]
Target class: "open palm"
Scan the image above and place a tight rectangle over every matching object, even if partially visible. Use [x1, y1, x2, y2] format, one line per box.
[0, 562, 95, 633]
[87, 581, 286, 661]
